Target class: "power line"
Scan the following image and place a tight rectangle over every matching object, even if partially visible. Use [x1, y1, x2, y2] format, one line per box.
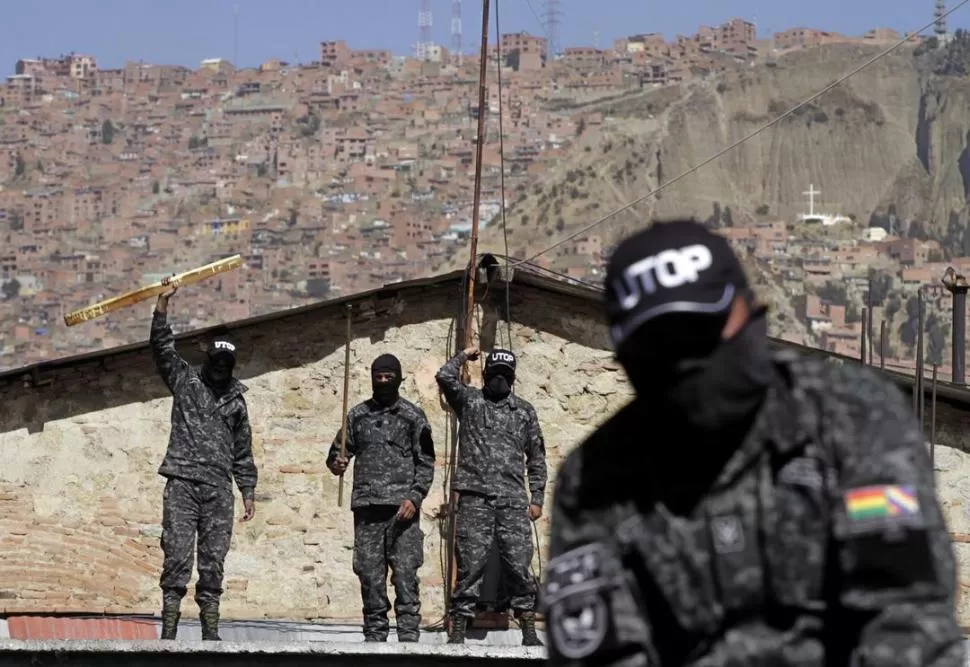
[512, 0, 970, 267]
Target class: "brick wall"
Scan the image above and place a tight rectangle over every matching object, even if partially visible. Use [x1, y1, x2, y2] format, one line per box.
[0, 278, 632, 620]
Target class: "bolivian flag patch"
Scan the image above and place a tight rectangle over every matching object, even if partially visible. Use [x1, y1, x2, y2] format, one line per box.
[845, 485, 920, 522]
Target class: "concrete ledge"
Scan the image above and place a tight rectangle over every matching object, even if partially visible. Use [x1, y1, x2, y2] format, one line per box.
[0, 639, 546, 666]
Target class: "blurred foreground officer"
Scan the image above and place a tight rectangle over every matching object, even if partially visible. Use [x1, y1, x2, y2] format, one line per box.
[542, 219, 963, 666]
[327, 354, 435, 642]
[437, 347, 546, 646]
[151, 281, 257, 641]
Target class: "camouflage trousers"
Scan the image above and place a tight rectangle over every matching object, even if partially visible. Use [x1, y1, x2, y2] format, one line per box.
[451, 493, 536, 618]
[353, 505, 425, 641]
[160, 476, 235, 610]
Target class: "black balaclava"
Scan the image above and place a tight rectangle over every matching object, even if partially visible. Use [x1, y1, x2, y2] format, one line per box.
[483, 349, 516, 401]
[618, 306, 773, 434]
[202, 340, 237, 396]
[371, 354, 403, 407]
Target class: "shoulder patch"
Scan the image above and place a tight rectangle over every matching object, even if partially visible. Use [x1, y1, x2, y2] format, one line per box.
[844, 485, 923, 531]
[544, 543, 611, 660]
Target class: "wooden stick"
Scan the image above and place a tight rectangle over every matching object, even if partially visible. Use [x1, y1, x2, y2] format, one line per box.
[337, 304, 352, 508]
[63, 254, 243, 326]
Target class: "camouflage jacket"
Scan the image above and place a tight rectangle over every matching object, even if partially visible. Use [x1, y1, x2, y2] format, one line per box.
[436, 351, 547, 508]
[543, 348, 963, 666]
[326, 396, 435, 511]
[150, 311, 257, 500]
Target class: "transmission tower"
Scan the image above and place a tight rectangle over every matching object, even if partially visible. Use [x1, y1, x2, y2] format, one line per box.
[544, 0, 563, 60]
[451, 0, 463, 63]
[417, 0, 433, 61]
[935, 0, 949, 44]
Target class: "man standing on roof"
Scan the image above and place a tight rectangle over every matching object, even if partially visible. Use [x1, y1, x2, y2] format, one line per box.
[436, 347, 546, 647]
[542, 219, 963, 665]
[326, 354, 436, 643]
[151, 280, 257, 642]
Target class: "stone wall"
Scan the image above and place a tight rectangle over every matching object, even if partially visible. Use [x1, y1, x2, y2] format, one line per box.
[0, 277, 631, 621]
[2, 273, 970, 628]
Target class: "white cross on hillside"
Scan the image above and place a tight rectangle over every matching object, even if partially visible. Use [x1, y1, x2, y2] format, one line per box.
[803, 183, 820, 217]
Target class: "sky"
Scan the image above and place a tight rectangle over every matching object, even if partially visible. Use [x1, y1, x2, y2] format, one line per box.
[2, 0, 969, 73]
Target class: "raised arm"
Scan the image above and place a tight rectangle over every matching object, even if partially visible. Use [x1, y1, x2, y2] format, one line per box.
[543, 451, 655, 665]
[408, 409, 436, 508]
[435, 348, 476, 413]
[524, 404, 547, 509]
[828, 368, 963, 666]
[231, 400, 257, 500]
[150, 289, 190, 393]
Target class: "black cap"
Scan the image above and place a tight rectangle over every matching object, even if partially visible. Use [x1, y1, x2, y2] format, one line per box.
[604, 220, 748, 349]
[371, 353, 402, 378]
[485, 349, 516, 375]
[208, 339, 237, 364]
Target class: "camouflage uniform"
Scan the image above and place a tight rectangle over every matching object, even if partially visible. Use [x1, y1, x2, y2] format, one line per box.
[435, 351, 547, 620]
[543, 349, 965, 666]
[150, 312, 257, 626]
[326, 396, 435, 641]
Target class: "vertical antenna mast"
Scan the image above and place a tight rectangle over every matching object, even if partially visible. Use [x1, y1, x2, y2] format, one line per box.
[544, 0, 562, 61]
[452, 0, 463, 64]
[418, 0, 433, 61]
[935, 0, 948, 44]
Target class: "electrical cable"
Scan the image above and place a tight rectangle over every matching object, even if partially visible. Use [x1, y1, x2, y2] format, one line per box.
[495, 0, 545, 594]
[512, 0, 970, 267]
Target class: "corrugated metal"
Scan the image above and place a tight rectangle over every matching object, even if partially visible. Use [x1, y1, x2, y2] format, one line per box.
[6, 616, 157, 640]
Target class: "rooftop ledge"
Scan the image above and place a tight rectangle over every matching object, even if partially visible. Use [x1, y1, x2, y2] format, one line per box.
[0, 639, 545, 665]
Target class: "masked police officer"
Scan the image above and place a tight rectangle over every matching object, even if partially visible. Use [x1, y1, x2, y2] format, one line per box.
[151, 281, 257, 641]
[436, 347, 546, 646]
[327, 354, 435, 643]
[542, 220, 963, 665]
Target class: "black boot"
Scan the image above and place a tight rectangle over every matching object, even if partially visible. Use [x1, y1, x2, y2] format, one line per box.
[447, 615, 467, 644]
[160, 607, 180, 640]
[519, 612, 543, 647]
[200, 608, 221, 641]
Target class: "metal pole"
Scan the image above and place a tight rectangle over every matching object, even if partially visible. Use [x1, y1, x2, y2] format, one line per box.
[916, 290, 925, 426]
[449, 0, 491, 626]
[462, 0, 492, 355]
[930, 364, 937, 467]
[867, 284, 874, 366]
[953, 285, 968, 385]
[880, 319, 886, 370]
[860, 307, 867, 365]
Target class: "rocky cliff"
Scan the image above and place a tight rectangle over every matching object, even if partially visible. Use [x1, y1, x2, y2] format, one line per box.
[454, 38, 970, 268]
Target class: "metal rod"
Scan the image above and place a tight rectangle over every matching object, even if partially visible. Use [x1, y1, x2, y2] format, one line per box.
[930, 364, 938, 467]
[448, 0, 492, 625]
[860, 307, 867, 364]
[337, 304, 352, 508]
[954, 285, 967, 385]
[866, 282, 873, 366]
[917, 290, 925, 425]
[879, 320, 886, 370]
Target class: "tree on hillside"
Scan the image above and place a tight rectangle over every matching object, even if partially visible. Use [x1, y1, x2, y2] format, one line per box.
[898, 295, 921, 349]
[868, 270, 892, 306]
[1, 278, 20, 300]
[926, 312, 948, 366]
[101, 120, 115, 144]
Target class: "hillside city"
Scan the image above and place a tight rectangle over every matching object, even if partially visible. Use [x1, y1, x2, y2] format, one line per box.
[0, 15, 952, 374]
